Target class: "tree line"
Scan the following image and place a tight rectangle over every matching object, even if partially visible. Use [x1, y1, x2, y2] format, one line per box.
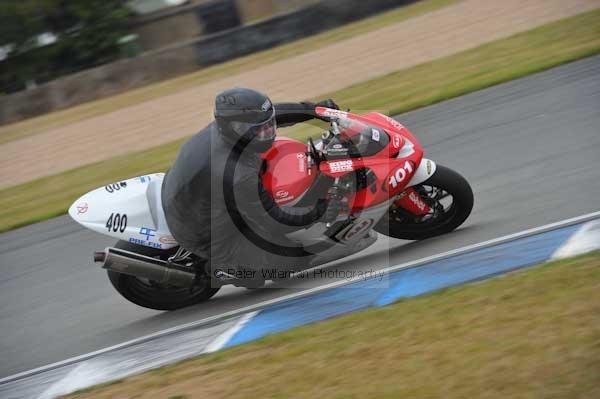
[0, 0, 131, 94]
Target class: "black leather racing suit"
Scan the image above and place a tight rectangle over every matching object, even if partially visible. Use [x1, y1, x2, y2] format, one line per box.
[161, 102, 329, 277]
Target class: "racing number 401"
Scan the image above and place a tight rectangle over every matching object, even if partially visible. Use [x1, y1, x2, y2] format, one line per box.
[389, 160, 414, 189]
[106, 213, 127, 233]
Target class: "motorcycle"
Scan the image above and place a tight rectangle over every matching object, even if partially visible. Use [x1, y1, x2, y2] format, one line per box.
[69, 107, 473, 310]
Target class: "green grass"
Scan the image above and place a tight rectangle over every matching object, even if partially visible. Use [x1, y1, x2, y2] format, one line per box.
[326, 8, 600, 116]
[63, 252, 600, 399]
[2, 9, 600, 233]
[0, 0, 456, 145]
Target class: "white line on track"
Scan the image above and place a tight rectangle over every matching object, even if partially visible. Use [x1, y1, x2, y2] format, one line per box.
[551, 219, 600, 259]
[205, 311, 259, 353]
[2, 210, 599, 385]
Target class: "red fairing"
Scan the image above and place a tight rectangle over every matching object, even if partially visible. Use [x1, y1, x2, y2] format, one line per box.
[314, 108, 424, 210]
[260, 137, 316, 205]
[263, 108, 428, 217]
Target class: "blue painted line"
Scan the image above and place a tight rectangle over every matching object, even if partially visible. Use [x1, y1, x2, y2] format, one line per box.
[375, 224, 578, 306]
[225, 277, 385, 346]
[224, 222, 583, 349]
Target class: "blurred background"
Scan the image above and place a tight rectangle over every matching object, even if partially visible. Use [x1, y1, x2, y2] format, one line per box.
[0, 0, 408, 123]
[1, 1, 599, 397]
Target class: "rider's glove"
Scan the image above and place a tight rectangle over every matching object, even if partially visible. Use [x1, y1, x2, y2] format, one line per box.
[316, 99, 340, 110]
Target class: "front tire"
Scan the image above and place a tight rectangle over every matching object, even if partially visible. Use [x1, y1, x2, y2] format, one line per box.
[374, 164, 474, 240]
[107, 241, 219, 311]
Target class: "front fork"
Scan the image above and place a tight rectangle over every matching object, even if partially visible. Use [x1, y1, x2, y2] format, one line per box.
[393, 158, 437, 216]
[394, 187, 431, 216]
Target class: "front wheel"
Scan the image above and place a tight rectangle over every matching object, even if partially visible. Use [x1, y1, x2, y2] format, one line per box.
[374, 164, 474, 240]
[107, 241, 220, 311]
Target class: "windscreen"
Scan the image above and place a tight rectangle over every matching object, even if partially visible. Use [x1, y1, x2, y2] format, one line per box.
[335, 117, 389, 157]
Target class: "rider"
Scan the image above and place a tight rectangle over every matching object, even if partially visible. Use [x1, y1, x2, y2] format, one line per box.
[161, 87, 339, 285]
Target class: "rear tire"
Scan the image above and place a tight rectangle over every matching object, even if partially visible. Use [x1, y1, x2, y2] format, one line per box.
[107, 241, 219, 311]
[374, 164, 473, 240]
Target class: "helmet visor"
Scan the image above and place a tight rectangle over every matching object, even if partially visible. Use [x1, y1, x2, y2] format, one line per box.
[229, 111, 276, 143]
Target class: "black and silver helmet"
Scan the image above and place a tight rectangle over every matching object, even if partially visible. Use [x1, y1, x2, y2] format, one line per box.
[214, 88, 276, 153]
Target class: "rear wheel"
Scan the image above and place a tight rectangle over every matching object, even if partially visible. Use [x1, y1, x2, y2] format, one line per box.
[374, 164, 473, 240]
[107, 241, 219, 311]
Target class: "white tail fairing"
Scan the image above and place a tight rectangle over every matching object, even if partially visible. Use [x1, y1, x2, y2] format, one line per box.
[68, 173, 178, 249]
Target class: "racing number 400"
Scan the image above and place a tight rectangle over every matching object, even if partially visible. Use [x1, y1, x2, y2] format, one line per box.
[106, 213, 127, 233]
[389, 161, 414, 189]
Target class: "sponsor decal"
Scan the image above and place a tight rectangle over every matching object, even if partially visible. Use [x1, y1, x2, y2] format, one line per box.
[321, 109, 348, 119]
[426, 159, 432, 175]
[106, 213, 127, 233]
[393, 135, 401, 148]
[386, 116, 404, 130]
[388, 160, 414, 189]
[329, 160, 354, 173]
[275, 195, 295, 204]
[343, 218, 373, 241]
[327, 143, 349, 157]
[129, 237, 162, 249]
[158, 235, 178, 245]
[396, 191, 408, 200]
[409, 191, 427, 212]
[105, 181, 127, 193]
[371, 128, 380, 142]
[137, 175, 152, 183]
[261, 99, 271, 111]
[275, 190, 289, 199]
[76, 202, 88, 215]
[139, 226, 156, 240]
[297, 153, 306, 172]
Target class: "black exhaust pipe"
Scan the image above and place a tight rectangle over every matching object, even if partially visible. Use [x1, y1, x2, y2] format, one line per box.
[94, 247, 196, 287]
[93, 251, 106, 263]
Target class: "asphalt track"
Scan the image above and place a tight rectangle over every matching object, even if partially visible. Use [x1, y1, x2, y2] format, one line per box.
[1, 55, 599, 378]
